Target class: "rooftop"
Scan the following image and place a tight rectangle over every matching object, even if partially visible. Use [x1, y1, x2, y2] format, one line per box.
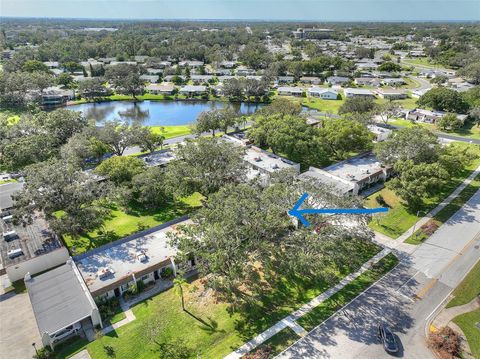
[138, 149, 176, 167]
[344, 88, 375, 95]
[75, 218, 188, 295]
[26, 260, 98, 335]
[299, 167, 355, 195]
[324, 152, 385, 183]
[244, 146, 300, 174]
[0, 212, 64, 269]
[0, 181, 23, 212]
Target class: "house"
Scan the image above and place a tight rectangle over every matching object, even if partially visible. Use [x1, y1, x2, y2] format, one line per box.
[41, 86, 75, 106]
[367, 125, 393, 142]
[411, 88, 429, 98]
[43, 61, 59, 69]
[140, 74, 160, 83]
[408, 50, 425, 57]
[138, 149, 176, 167]
[277, 86, 304, 97]
[326, 76, 350, 86]
[405, 108, 468, 125]
[236, 67, 256, 76]
[381, 78, 406, 86]
[75, 218, 195, 301]
[220, 61, 237, 69]
[276, 76, 295, 84]
[375, 89, 407, 99]
[178, 60, 204, 68]
[107, 61, 137, 67]
[301, 152, 391, 196]
[307, 87, 338, 100]
[179, 85, 207, 96]
[0, 182, 69, 282]
[300, 77, 322, 85]
[25, 259, 103, 349]
[164, 75, 186, 83]
[191, 75, 214, 84]
[343, 88, 376, 98]
[146, 84, 176, 95]
[354, 77, 381, 87]
[217, 75, 236, 84]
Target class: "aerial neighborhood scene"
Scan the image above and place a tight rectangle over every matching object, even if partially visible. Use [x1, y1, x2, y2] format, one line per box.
[1, 0, 480, 358]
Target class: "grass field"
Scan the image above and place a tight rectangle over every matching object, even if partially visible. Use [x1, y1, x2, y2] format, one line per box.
[405, 176, 480, 245]
[302, 97, 345, 114]
[402, 57, 449, 69]
[366, 143, 480, 239]
[390, 118, 480, 140]
[55, 241, 381, 359]
[150, 125, 192, 139]
[452, 309, 480, 359]
[63, 193, 204, 254]
[447, 260, 480, 308]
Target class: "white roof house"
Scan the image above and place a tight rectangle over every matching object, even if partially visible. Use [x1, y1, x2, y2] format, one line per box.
[277, 86, 304, 96]
[179, 85, 207, 95]
[344, 88, 376, 98]
[307, 88, 338, 99]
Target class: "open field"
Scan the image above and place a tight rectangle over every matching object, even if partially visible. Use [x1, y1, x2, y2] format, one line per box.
[54, 242, 381, 359]
[390, 118, 480, 140]
[453, 309, 480, 359]
[402, 57, 450, 69]
[150, 125, 192, 139]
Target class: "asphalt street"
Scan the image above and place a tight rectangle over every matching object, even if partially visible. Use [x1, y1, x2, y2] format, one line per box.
[277, 189, 480, 359]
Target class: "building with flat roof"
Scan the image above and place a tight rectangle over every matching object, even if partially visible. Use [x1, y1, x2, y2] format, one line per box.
[25, 259, 102, 349]
[75, 217, 192, 301]
[299, 167, 356, 196]
[138, 149, 176, 167]
[344, 88, 376, 98]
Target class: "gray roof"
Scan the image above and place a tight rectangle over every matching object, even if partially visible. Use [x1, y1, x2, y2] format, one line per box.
[26, 260, 97, 335]
[0, 181, 23, 211]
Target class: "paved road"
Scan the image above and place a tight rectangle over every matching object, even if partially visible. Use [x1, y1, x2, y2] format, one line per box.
[277, 189, 480, 359]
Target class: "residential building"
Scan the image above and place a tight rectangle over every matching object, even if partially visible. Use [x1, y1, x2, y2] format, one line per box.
[405, 109, 468, 124]
[25, 259, 103, 349]
[140, 74, 160, 83]
[191, 75, 214, 84]
[354, 77, 381, 87]
[178, 60, 204, 68]
[220, 61, 237, 69]
[326, 76, 350, 86]
[75, 218, 193, 301]
[375, 89, 407, 99]
[138, 149, 176, 167]
[411, 88, 429, 98]
[43, 61, 59, 69]
[344, 88, 376, 98]
[276, 76, 295, 84]
[41, 86, 75, 106]
[236, 67, 256, 76]
[381, 78, 406, 86]
[146, 84, 176, 95]
[367, 125, 393, 142]
[277, 86, 304, 97]
[179, 85, 207, 96]
[307, 87, 338, 100]
[300, 76, 322, 85]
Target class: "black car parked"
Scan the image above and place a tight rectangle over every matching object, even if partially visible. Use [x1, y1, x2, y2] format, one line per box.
[377, 323, 399, 354]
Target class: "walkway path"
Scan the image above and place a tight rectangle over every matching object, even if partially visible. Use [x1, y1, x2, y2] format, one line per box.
[381, 165, 480, 246]
[432, 297, 480, 329]
[223, 248, 391, 359]
[101, 308, 136, 335]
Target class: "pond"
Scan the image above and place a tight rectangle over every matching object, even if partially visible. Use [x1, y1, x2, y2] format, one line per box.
[68, 100, 262, 126]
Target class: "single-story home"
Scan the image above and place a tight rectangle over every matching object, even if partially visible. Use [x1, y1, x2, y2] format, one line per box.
[277, 76, 295, 84]
[25, 259, 103, 349]
[277, 86, 304, 97]
[300, 76, 322, 85]
[140, 74, 160, 83]
[326, 76, 350, 86]
[405, 109, 468, 125]
[179, 85, 208, 96]
[381, 78, 406, 86]
[375, 89, 407, 99]
[146, 84, 176, 95]
[354, 77, 381, 87]
[191, 75, 215, 84]
[343, 88, 376, 98]
[178, 60, 204, 68]
[367, 125, 393, 142]
[307, 87, 338, 100]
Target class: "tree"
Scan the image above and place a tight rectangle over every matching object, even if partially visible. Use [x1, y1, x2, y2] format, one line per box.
[137, 128, 165, 153]
[469, 106, 480, 127]
[22, 60, 50, 73]
[164, 137, 246, 197]
[13, 159, 110, 238]
[223, 78, 244, 101]
[60, 130, 109, 168]
[374, 127, 440, 165]
[388, 160, 449, 207]
[168, 180, 372, 309]
[256, 98, 302, 117]
[317, 118, 373, 160]
[105, 64, 144, 99]
[418, 87, 469, 113]
[436, 113, 463, 130]
[97, 121, 146, 156]
[248, 114, 325, 165]
[95, 156, 145, 184]
[338, 97, 376, 114]
[128, 167, 169, 209]
[458, 61, 480, 84]
[377, 62, 402, 72]
[56, 73, 74, 88]
[78, 78, 109, 100]
[375, 102, 402, 124]
[173, 277, 187, 311]
[157, 339, 194, 359]
[37, 109, 89, 145]
[193, 109, 221, 136]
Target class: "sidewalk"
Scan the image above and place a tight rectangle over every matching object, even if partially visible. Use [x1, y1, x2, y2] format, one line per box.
[223, 248, 390, 359]
[396, 165, 480, 243]
[432, 297, 480, 329]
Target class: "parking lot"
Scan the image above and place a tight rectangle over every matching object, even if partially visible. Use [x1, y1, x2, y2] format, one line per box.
[0, 292, 41, 359]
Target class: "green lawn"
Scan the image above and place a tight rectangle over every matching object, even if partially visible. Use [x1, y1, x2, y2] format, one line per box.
[55, 241, 381, 359]
[390, 118, 480, 141]
[64, 193, 204, 254]
[297, 253, 399, 331]
[257, 327, 299, 357]
[402, 57, 449, 69]
[302, 97, 345, 114]
[376, 97, 419, 110]
[0, 179, 17, 185]
[150, 125, 192, 139]
[452, 309, 480, 359]
[366, 143, 480, 239]
[447, 260, 480, 308]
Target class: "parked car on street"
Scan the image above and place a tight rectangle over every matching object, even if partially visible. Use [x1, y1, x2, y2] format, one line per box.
[377, 323, 399, 354]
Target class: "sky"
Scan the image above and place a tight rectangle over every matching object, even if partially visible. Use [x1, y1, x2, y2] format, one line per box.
[1, 0, 479, 21]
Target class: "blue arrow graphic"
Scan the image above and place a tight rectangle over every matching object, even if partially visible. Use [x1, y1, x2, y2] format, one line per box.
[288, 192, 388, 227]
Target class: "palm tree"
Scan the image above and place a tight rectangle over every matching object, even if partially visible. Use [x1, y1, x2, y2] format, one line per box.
[173, 277, 187, 311]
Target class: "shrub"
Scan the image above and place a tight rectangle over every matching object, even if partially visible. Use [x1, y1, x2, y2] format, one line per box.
[428, 327, 460, 359]
[33, 347, 54, 359]
[162, 267, 174, 278]
[420, 220, 439, 236]
[244, 346, 272, 359]
[136, 280, 145, 293]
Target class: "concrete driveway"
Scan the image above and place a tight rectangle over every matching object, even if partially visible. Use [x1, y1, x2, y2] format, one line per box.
[0, 292, 41, 359]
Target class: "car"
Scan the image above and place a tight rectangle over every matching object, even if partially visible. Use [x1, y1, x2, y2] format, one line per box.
[377, 323, 399, 354]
